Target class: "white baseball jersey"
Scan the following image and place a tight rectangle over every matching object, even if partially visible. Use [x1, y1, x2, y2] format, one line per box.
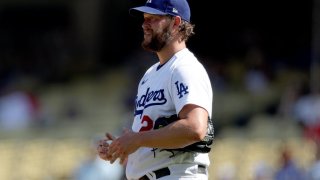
[126, 48, 213, 179]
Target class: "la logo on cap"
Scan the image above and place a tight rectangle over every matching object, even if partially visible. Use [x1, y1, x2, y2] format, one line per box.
[146, 0, 152, 3]
[172, 8, 178, 13]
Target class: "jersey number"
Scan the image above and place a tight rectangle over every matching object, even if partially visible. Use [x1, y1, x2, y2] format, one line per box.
[139, 115, 154, 132]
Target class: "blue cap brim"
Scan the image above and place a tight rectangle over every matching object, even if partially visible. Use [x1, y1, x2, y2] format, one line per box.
[129, 6, 167, 17]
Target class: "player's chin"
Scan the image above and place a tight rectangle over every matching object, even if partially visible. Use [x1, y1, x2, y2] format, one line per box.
[142, 39, 150, 46]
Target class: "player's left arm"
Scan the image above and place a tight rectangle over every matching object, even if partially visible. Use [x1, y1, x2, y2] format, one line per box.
[140, 103, 209, 148]
[106, 104, 208, 164]
[124, 104, 209, 149]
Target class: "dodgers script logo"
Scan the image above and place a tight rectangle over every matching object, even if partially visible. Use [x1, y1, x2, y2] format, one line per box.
[134, 87, 167, 118]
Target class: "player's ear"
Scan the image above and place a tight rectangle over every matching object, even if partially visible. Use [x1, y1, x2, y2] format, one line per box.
[173, 16, 182, 27]
[171, 16, 182, 34]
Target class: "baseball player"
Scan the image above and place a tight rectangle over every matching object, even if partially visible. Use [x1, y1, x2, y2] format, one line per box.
[97, 0, 214, 179]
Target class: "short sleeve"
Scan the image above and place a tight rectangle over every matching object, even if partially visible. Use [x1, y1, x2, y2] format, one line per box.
[170, 64, 213, 117]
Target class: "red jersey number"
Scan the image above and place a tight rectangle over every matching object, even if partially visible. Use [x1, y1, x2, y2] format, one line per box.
[139, 115, 153, 132]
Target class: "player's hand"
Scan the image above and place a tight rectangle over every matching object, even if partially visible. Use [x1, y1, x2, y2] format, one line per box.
[107, 128, 140, 165]
[97, 132, 116, 161]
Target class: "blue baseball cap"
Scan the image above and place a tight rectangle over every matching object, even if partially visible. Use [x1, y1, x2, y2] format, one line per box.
[129, 0, 191, 22]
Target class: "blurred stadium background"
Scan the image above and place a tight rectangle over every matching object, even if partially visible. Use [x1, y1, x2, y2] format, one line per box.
[0, 0, 319, 179]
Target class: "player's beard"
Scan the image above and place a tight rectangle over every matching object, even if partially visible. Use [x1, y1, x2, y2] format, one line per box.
[141, 25, 172, 52]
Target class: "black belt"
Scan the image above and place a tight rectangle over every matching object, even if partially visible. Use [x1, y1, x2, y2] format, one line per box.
[139, 165, 206, 180]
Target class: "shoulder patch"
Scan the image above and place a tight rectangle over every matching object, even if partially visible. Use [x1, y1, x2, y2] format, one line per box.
[175, 81, 189, 98]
